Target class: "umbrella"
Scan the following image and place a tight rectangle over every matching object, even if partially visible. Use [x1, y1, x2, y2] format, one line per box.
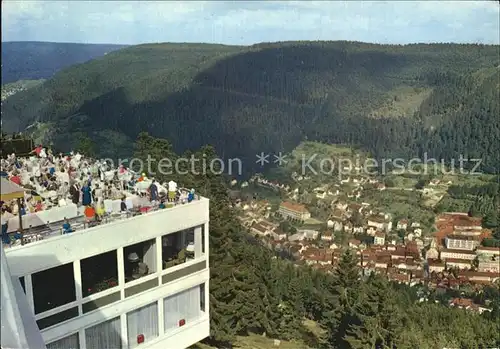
[1, 178, 27, 232]
[0, 178, 26, 201]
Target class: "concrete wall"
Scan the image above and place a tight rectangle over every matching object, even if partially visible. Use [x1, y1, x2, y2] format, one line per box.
[5, 198, 211, 349]
[5, 198, 210, 276]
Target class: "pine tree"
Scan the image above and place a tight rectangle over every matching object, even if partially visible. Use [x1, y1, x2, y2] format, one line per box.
[321, 249, 362, 348]
[278, 276, 305, 340]
[346, 275, 404, 349]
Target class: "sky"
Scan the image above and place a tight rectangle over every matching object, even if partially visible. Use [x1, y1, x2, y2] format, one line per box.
[2, 1, 499, 46]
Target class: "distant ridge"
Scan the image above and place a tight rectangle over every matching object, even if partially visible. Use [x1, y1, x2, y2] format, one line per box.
[1, 41, 498, 174]
[1, 41, 128, 84]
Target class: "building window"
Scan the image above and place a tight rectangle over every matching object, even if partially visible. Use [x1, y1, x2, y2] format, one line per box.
[19, 276, 26, 294]
[32, 263, 76, 314]
[202, 225, 206, 254]
[81, 250, 118, 297]
[126, 302, 159, 349]
[124, 239, 156, 283]
[36, 307, 79, 330]
[85, 317, 122, 349]
[162, 228, 195, 269]
[164, 285, 204, 332]
[46, 333, 79, 349]
[200, 284, 206, 312]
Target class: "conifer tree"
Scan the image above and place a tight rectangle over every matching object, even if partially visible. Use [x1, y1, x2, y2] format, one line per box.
[346, 275, 403, 349]
[322, 249, 362, 348]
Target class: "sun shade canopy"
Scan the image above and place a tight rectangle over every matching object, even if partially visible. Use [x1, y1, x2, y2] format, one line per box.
[0, 178, 26, 201]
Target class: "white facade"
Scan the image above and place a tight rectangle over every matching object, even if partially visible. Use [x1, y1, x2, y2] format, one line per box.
[445, 236, 479, 251]
[476, 247, 500, 257]
[374, 235, 385, 246]
[478, 260, 500, 273]
[278, 204, 311, 221]
[4, 198, 210, 349]
[1, 248, 47, 349]
[440, 249, 476, 261]
[367, 219, 392, 233]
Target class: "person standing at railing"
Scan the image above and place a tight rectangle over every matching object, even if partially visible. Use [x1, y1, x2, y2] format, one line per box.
[149, 179, 158, 202]
[31, 144, 43, 157]
[120, 197, 128, 212]
[1, 207, 13, 245]
[167, 180, 177, 202]
[69, 181, 80, 205]
[81, 183, 92, 206]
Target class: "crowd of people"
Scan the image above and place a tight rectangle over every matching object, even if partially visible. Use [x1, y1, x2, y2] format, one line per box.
[1, 145, 197, 246]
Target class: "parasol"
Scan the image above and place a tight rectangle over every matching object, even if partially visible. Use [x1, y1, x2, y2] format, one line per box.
[1, 178, 28, 232]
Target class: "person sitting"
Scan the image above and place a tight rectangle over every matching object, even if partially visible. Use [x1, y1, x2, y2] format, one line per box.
[159, 200, 166, 209]
[188, 188, 195, 203]
[137, 173, 146, 182]
[34, 201, 43, 212]
[62, 218, 74, 234]
[84, 205, 96, 224]
[12, 230, 23, 245]
[1, 208, 13, 245]
[96, 202, 105, 221]
[19, 201, 26, 216]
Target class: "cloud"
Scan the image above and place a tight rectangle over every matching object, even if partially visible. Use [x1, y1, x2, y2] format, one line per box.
[1, 0, 499, 45]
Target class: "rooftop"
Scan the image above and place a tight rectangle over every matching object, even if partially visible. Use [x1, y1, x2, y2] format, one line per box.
[4, 192, 204, 250]
[1, 151, 203, 250]
[279, 201, 309, 213]
[446, 234, 480, 241]
[440, 248, 476, 255]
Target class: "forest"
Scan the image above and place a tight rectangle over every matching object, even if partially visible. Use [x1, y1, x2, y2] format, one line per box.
[135, 133, 500, 349]
[2, 41, 499, 174]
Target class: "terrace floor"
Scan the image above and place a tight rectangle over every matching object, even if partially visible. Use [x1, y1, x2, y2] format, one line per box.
[3, 191, 199, 249]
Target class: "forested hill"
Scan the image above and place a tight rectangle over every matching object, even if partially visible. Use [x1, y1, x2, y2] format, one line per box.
[1, 41, 128, 84]
[2, 41, 499, 173]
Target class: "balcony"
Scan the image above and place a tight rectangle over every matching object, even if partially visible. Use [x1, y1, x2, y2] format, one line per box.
[3, 189, 202, 250]
[4, 196, 209, 276]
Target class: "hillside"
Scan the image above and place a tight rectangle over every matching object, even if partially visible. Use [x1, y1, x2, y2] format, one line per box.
[1, 41, 128, 84]
[1, 79, 45, 101]
[1, 41, 499, 172]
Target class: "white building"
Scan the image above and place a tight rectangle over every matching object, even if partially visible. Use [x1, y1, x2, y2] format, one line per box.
[440, 248, 476, 261]
[478, 259, 500, 273]
[2, 197, 210, 349]
[374, 233, 386, 246]
[476, 246, 500, 257]
[367, 215, 392, 233]
[445, 235, 480, 251]
[278, 202, 311, 221]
